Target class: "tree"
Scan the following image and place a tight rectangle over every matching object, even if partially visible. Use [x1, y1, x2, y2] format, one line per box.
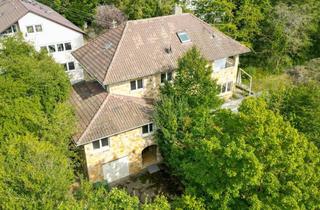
[154, 47, 320, 209]
[267, 82, 320, 147]
[194, 0, 237, 35]
[95, 5, 127, 29]
[172, 194, 206, 210]
[154, 47, 222, 168]
[0, 36, 74, 149]
[0, 135, 74, 209]
[0, 36, 76, 209]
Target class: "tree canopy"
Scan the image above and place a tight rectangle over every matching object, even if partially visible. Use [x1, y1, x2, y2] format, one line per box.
[154, 47, 320, 209]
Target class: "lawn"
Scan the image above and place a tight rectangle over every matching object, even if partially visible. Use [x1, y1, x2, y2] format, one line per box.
[243, 67, 293, 93]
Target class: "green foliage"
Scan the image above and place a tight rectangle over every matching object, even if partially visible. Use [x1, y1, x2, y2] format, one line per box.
[172, 194, 206, 210]
[37, 0, 177, 27]
[104, 0, 176, 20]
[267, 82, 320, 147]
[154, 47, 222, 167]
[71, 182, 139, 210]
[195, 0, 319, 72]
[155, 48, 320, 209]
[142, 195, 171, 210]
[0, 36, 73, 147]
[0, 134, 74, 209]
[0, 36, 171, 210]
[37, 0, 100, 27]
[0, 36, 76, 209]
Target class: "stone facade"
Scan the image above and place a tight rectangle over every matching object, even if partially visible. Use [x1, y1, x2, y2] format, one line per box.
[84, 126, 161, 182]
[212, 55, 240, 99]
[108, 73, 163, 98]
[84, 55, 240, 183]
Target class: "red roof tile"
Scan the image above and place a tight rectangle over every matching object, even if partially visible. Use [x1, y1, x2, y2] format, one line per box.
[73, 13, 250, 85]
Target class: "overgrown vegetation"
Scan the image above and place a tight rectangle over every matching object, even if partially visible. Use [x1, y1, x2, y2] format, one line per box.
[154, 47, 320, 209]
[195, 0, 320, 72]
[0, 37, 174, 209]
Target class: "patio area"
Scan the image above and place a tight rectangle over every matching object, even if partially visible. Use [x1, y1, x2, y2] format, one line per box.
[112, 164, 184, 202]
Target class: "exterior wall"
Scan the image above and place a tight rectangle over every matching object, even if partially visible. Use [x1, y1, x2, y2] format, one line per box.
[212, 55, 240, 99]
[18, 12, 84, 84]
[108, 73, 163, 98]
[84, 127, 161, 182]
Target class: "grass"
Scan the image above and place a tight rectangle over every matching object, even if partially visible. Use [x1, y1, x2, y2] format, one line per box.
[242, 66, 294, 93]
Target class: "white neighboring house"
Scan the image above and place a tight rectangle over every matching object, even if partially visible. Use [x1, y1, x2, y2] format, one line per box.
[0, 0, 85, 84]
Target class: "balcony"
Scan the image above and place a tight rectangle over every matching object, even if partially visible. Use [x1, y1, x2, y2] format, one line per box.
[214, 57, 236, 72]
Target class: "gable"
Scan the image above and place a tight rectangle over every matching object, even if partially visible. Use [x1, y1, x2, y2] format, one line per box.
[0, 0, 83, 34]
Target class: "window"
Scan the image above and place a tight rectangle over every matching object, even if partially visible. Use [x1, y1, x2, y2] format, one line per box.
[64, 42, 72, 51]
[35, 25, 42, 32]
[227, 81, 233, 92]
[63, 62, 76, 71]
[68, 62, 75, 70]
[142, 123, 153, 135]
[63, 63, 68, 71]
[221, 81, 233, 94]
[26, 26, 34, 33]
[214, 58, 227, 71]
[130, 79, 143, 90]
[48, 45, 56, 53]
[92, 138, 109, 150]
[177, 32, 191, 43]
[92, 140, 100, 149]
[0, 25, 18, 36]
[57, 43, 64, 52]
[161, 71, 173, 83]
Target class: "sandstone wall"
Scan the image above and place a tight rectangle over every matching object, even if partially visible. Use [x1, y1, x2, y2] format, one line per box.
[108, 74, 162, 98]
[212, 55, 240, 99]
[84, 127, 161, 182]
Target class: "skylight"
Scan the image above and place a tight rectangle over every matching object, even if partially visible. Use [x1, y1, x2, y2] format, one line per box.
[177, 32, 191, 43]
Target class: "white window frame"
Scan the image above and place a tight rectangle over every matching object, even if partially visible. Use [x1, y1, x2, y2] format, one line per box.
[130, 79, 144, 91]
[142, 123, 154, 136]
[177, 31, 191, 43]
[63, 62, 76, 71]
[64, 42, 72, 51]
[220, 81, 233, 94]
[92, 137, 110, 151]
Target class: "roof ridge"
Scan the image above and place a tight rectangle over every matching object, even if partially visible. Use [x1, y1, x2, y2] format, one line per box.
[102, 21, 128, 84]
[77, 93, 110, 144]
[18, 0, 28, 11]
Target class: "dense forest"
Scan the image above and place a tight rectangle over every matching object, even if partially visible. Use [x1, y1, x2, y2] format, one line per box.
[0, 0, 319, 209]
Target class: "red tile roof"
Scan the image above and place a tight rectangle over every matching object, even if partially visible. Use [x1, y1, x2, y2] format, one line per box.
[70, 81, 153, 145]
[0, 0, 83, 34]
[73, 13, 250, 86]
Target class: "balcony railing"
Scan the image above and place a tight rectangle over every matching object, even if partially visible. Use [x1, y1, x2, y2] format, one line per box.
[236, 68, 253, 95]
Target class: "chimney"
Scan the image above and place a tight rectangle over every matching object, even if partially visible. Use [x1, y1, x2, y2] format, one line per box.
[111, 20, 117, 29]
[173, 4, 183, 15]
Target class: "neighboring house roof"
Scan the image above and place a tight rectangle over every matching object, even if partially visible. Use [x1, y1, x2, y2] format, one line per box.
[73, 13, 250, 86]
[0, 0, 83, 34]
[70, 81, 153, 146]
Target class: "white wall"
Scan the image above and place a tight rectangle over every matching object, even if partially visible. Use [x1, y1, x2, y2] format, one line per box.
[18, 12, 84, 84]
